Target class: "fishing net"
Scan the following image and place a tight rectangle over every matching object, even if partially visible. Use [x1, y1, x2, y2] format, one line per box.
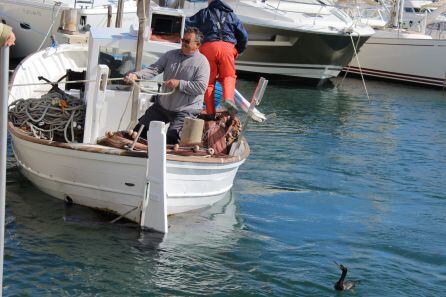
[202, 113, 241, 156]
[8, 91, 86, 143]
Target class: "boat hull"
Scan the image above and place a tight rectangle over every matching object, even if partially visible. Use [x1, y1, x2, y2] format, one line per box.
[0, 0, 137, 58]
[345, 31, 446, 87]
[238, 24, 370, 79]
[10, 131, 246, 223]
[1, 0, 372, 80]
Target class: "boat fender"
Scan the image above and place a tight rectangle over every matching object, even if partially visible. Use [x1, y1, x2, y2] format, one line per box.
[63, 9, 78, 33]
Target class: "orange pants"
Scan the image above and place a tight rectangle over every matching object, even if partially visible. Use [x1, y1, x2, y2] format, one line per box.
[200, 41, 238, 114]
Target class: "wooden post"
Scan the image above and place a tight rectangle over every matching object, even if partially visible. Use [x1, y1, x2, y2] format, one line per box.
[141, 121, 168, 233]
[129, 0, 150, 129]
[115, 0, 124, 28]
[107, 5, 113, 27]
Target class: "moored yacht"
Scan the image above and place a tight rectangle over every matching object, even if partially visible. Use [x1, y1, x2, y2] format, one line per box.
[343, 0, 446, 87]
[1, 0, 374, 83]
[0, 0, 140, 58]
[181, 0, 375, 81]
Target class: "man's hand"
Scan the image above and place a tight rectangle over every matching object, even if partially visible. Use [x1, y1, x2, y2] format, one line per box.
[124, 72, 138, 84]
[164, 79, 180, 89]
[4, 32, 15, 47]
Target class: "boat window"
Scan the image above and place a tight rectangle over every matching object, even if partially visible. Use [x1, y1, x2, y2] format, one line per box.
[150, 13, 182, 43]
[248, 33, 275, 41]
[98, 47, 160, 90]
[404, 7, 414, 13]
[303, 13, 324, 18]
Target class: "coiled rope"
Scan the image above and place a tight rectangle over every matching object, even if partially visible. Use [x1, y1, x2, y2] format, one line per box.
[8, 76, 175, 143]
[8, 92, 85, 143]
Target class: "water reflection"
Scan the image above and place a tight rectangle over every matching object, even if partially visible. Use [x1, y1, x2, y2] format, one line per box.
[4, 77, 446, 295]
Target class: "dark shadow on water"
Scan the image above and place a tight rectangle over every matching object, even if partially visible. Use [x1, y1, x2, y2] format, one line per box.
[6, 171, 166, 249]
[237, 71, 335, 89]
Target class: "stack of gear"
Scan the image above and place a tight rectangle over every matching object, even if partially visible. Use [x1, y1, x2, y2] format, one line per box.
[202, 113, 241, 156]
[8, 92, 86, 143]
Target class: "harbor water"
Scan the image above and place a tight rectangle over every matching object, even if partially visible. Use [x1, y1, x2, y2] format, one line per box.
[3, 77, 446, 296]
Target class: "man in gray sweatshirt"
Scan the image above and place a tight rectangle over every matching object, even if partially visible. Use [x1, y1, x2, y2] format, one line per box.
[125, 27, 210, 144]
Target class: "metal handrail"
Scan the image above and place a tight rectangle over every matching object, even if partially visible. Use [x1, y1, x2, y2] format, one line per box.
[74, 0, 95, 8]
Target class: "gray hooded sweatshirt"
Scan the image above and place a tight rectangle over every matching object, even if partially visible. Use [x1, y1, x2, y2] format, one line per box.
[134, 49, 210, 112]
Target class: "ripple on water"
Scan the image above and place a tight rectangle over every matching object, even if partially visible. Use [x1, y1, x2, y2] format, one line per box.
[4, 78, 446, 295]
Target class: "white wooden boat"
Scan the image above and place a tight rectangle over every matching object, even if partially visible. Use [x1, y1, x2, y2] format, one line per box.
[7, 25, 267, 233]
[342, 0, 446, 88]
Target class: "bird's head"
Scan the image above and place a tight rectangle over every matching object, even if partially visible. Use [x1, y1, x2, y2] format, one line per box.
[333, 261, 348, 272]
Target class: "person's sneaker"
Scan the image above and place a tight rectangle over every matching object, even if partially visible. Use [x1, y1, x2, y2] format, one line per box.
[220, 99, 238, 115]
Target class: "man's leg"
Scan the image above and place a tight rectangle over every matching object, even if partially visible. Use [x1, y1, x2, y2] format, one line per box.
[166, 110, 199, 145]
[218, 42, 238, 114]
[200, 42, 219, 115]
[135, 103, 168, 139]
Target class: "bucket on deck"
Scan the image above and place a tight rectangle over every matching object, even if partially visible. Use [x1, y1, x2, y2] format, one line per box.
[63, 9, 78, 33]
[180, 117, 204, 146]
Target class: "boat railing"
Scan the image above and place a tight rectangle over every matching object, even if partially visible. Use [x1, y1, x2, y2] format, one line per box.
[338, 3, 390, 27]
[249, 0, 353, 25]
[185, 0, 354, 26]
[74, 0, 95, 9]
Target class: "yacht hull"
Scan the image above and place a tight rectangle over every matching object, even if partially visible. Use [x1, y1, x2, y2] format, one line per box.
[0, 0, 137, 58]
[239, 24, 370, 79]
[2, 0, 373, 81]
[345, 31, 446, 87]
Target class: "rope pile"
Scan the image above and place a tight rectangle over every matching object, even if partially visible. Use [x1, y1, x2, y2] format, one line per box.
[8, 92, 86, 143]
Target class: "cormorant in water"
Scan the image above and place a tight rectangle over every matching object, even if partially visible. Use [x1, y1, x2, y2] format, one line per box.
[334, 261, 360, 291]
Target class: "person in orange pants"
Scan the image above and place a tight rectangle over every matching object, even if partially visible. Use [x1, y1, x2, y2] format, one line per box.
[200, 40, 238, 114]
[186, 0, 248, 115]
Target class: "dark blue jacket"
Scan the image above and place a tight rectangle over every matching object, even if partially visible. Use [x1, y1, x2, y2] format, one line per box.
[186, 0, 248, 54]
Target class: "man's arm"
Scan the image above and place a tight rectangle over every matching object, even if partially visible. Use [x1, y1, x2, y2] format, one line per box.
[132, 52, 169, 80]
[234, 17, 248, 54]
[178, 59, 210, 96]
[125, 52, 168, 83]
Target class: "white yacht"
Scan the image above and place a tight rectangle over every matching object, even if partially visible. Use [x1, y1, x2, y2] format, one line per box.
[0, 0, 140, 58]
[181, 0, 375, 81]
[343, 0, 446, 87]
[0, 0, 374, 82]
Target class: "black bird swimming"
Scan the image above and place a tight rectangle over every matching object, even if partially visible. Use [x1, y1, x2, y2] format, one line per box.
[334, 261, 360, 291]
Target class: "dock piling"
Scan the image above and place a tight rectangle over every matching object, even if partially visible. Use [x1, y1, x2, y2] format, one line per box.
[0, 44, 10, 297]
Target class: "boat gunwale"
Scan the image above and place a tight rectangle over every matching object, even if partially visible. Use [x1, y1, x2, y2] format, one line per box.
[8, 122, 250, 164]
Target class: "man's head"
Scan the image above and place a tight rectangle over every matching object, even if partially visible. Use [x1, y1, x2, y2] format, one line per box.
[208, 0, 215, 4]
[181, 27, 203, 55]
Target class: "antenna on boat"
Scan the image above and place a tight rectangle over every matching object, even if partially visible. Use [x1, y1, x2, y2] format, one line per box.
[129, 0, 151, 130]
[0, 43, 10, 297]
